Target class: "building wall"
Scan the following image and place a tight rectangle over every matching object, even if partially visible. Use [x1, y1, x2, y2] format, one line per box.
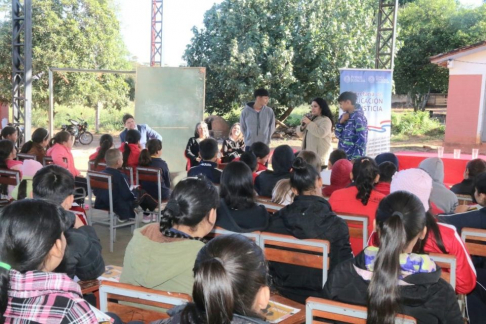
[444, 74, 483, 144]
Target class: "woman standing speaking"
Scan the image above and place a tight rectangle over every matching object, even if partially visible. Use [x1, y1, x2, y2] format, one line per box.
[297, 98, 334, 168]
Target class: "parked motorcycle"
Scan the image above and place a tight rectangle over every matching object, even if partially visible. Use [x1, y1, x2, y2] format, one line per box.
[61, 115, 93, 145]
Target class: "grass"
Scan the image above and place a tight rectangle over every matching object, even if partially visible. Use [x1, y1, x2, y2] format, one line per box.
[31, 103, 135, 134]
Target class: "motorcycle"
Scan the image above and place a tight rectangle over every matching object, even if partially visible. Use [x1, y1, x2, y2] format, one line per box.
[61, 115, 94, 145]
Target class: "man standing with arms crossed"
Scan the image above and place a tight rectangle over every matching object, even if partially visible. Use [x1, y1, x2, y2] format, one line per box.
[240, 88, 276, 151]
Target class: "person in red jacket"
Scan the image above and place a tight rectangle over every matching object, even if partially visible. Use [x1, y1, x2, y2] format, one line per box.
[387, 168, 476, 295]
[328, 157, 385, 255]
[89, 134, 113, 169]
[374, 161, 396, 196]
[119, 129, 141, 168]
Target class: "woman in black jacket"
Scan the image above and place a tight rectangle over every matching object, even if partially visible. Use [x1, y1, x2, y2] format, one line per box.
[255, 144, 295, 197]
[185, 121, 209, 168]
[216, 161, 269, 232]
[324, 191, 462, 324]
[266, 157, 352, 304]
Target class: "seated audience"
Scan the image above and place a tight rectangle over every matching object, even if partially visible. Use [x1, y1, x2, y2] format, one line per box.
[120, 175, 219, 295]
[255, 144, 295, 197]
[0, 126, 17, 144]
[0, 139, 22, 172]
[216, 161, 269, 232]
[11, 159, 43, 200]
[20, 127, 49, 162]
[320, 149, 347, 186]
[187, 138, 222, 184]
[185, 121, 209, 168]
[119, 129, 141, 168]
[93, 149, 137, 223]
[324, 191, 462, 324]
[239, 151, 258, 182]
[272, 150, 320, 205]
[0, 199, 99, 322]
[374, 151, 399, 169]
[451, 158, 486, 200]
[33, 165, 104, 280]
[156, 235, 270, 324]
[250, 141, 270, 172]
[89, 134, 113, 168]
[221, 122, 245, 163]
[374, 161, 397, 196]
[322, 159, 353, 197]
[388, 169, 476, 295]
[329, 157, 385, 255]
[266, 157, 352, 303]
[419, 157, 458, 214]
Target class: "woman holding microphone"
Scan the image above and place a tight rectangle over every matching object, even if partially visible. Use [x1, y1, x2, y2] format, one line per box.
[296, 98, 334, 168]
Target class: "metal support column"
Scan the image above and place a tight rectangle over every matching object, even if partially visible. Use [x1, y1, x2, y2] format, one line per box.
[150, 0, 163, 67]
[12, 0, 32, 142]
[375, 0, 398, 69]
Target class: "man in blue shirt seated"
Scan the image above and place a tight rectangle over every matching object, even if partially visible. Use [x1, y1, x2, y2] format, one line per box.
[188, 138, 222, 184]
[119, 113, 162, 149]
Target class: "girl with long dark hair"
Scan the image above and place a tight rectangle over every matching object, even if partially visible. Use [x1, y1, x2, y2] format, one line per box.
[297, 97, 334, 167]
[216, 161, 269, 232]
[89, 134, 114, 168]
[20, 127, 49, 162]
[120, 175, 219, 295]
[0, 199, 98, 323]
[156, 235, 270, 324]
[119, 129, 141, 168]
[324, 191, 463, 324]
[329, 157, 385, 255]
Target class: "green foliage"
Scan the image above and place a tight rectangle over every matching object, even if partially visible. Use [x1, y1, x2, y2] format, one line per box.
[391, 111, 444, 136]
[0, 0, 131, 109]
[31, 103, 134, 134]
[184, 0, 376, 118]
[394, 0, 486, 110]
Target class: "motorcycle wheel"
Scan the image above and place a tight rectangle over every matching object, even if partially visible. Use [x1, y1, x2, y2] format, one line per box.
[79, 131, 94, 145]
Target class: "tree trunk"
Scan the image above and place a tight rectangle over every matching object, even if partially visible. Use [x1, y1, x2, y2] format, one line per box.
[278, 106, 295, 122]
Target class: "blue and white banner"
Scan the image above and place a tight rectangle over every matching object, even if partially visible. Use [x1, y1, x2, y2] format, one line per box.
[339, 69, 392, 157]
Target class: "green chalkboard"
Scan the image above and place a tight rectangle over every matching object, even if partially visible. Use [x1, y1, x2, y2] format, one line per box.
[135, 67, 205, 173]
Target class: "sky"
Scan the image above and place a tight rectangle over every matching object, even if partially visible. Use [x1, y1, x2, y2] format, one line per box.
[117, 0, 483, 66]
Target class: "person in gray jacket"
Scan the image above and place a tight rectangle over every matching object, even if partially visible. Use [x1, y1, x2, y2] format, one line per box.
[240, 89, 276, 148]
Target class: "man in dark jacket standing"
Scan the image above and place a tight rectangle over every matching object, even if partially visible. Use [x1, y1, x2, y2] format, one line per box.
[33, 165, 105, 280]
[120, 113, 162, 149]
[240, 89, 276, 149]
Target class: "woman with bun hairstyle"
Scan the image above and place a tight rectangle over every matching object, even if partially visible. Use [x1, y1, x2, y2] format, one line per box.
[324, 191, 462, 324]
[119, 129, 141, 168]
[89, 134, 114, 168]
[20, 127, 49, 162]
[157, 235, 270, 324]
[120, 175, 219, 294]
[266, 157, 352, 304]
[329, 157, 385, 255]
[0, 199, 99, 323]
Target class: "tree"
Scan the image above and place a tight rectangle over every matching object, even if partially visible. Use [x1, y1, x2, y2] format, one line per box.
[0, 0, 131, 110]
[184, 0, 376, 120]
[394, 0, 486, 111]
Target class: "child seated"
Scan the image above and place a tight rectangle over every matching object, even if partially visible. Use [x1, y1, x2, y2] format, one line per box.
[374, 152, 399, 169]
[250, 141, 270, 172]
[374, 161, 397, 196]
[119, 129, 141, 168]
[216, 161, 269, 232]
[20, 127, 50, 162]
[156, 235, 270, 324]
[33, 165, 105, 280]
[324, 192, 462, 324]
[320, 149, 346, 186]
[322, 159, 353, 197]
[0, 139, 22, 172]
[89, 134, 114, 168]
[451, 158, 486, 200]
[255, 144, 295, 197]
[267, 157, 352, 303]
[239, 151, 258, 182]
[120, 175, 219, 295]
[0, 199, 100, 322]
[187, 138, 222, 184]
[93, 149, 137, 223]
